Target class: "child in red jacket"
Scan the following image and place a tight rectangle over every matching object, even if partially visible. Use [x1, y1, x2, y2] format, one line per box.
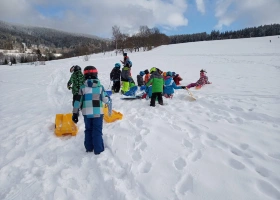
[173, 73, 183, 85]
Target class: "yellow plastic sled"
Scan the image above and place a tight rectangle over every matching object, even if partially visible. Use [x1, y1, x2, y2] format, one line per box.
[55, 113, 78, 136]
[103, 106, 123, 123]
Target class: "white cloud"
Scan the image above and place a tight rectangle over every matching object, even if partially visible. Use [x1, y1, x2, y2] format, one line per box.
[215, 0, 280, 30]
[0, 0, 189, 37]
[195, 0, 206, 14]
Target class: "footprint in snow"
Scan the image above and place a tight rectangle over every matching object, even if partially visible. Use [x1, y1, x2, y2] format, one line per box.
[255, 166, 270, 178]
[138, 161, 152, 173]
[228, 158, 245, 170]
[182, 139, 193, 148]
[230, 106, 244, 112]
[135, 118, 144, 128]
[132, 150, 142, 161]
[172, 124, 183, 131]
[190, 150, 202, 162]
[206, 133, 218, 140]
[176, 174, 193, 194]
[268, 153, 280, 160]
[239, 143, 249, 150]
[137, 142, 147, 151]
[134, 135, 142, 143]
[257, 180, 280, 199]
[174, 157, 187, 170]
[140, 128, 150, 136]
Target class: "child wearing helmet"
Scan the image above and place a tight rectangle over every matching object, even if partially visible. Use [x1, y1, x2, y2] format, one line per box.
[121, 60, 133, 94]
[186, 69, 211, 89]
[137, 71, 145, 87]
[72, 66, 110, 155]
[145, 67, 164, 107]
[67, 65, 85, 106]
[110, 63, 121, 93]
[163, 71, 185, 98]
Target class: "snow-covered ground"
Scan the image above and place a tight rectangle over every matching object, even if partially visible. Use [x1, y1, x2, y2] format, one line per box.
[0, 36, 280, 200]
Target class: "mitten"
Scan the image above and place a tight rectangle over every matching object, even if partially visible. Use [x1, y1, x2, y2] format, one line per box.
[72, 113, 78, 123]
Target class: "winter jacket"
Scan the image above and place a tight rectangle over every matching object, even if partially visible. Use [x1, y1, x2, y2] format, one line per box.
[121, 56, 130, 66]
[110, 67, 121, 81]
[73, 79, 108, 118]
[144, 74, 150, 84]
[163, 76, 182, 95]
[121, 66, 132, 82]
[146, 71, 164, 93]
[137, 75, 144, 86]
[173, 75, 183, 85]
[196, 75, 210, 86]
[67, 71, 85, 95]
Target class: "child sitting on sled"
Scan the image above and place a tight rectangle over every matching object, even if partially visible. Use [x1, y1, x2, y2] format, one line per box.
[163, 71, 185, 98]
[186, 69, 211, 89]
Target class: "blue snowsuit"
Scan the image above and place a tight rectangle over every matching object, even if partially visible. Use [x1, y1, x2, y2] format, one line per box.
[163, 76, 182, 96]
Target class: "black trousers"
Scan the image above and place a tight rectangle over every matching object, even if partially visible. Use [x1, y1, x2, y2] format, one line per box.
[112, 81, 121, 93]
[150, 92, 163, 106]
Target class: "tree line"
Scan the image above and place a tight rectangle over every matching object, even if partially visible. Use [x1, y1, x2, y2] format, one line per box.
[170, 24, 280, 44]
[1, 22, 279, 65]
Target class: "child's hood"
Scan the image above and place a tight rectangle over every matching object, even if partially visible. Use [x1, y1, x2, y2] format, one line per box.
[84, 79, 101, 88]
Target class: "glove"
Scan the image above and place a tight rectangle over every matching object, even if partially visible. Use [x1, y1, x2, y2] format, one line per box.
[72, 113, 78, 124]
[107, 96, 112, 104]
[181, 86, 186, 89]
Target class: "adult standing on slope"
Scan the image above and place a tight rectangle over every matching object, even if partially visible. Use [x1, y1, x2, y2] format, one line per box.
[120, 52, 130, 66]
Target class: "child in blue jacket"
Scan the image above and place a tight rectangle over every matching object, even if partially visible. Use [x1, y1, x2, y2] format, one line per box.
[72, 66, 110, 154]
[163, 71, 185, 98]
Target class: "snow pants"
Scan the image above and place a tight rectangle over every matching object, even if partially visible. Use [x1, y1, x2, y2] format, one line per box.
[83, 115, 104, 154]
[112, 81, 121, 93]
[121, 81, 129, 94]
[150, 92, 163, 107]
[186, 83, 197, 89]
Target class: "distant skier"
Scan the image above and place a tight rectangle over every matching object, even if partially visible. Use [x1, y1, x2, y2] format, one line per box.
[72, 66, 110, 155]
[67, 65, 85, 106]
[110, 63, 121, 93]
[186, 69, 211, 89]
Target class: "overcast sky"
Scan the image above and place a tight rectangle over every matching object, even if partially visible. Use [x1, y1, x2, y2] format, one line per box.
[1, 0, 280, 38]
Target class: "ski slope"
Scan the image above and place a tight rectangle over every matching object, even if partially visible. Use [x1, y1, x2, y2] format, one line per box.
[0, 36, 280, 200]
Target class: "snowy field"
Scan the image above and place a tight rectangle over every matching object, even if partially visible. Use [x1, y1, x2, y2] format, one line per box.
[0, 36, 280, 200]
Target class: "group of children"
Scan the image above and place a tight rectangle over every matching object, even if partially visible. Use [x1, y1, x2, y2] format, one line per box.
[108, 53, 211, 106]
[67, 53, 211, 154]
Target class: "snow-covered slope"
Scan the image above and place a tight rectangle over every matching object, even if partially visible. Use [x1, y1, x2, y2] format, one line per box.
[0, 36, 280, 200]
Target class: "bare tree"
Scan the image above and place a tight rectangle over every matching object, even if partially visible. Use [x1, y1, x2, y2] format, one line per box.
[112, 25, 122, 55]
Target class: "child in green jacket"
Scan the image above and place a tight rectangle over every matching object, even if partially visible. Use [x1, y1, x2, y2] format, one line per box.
[146, 67, 164, 107]
[67, 65, 85, 106]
